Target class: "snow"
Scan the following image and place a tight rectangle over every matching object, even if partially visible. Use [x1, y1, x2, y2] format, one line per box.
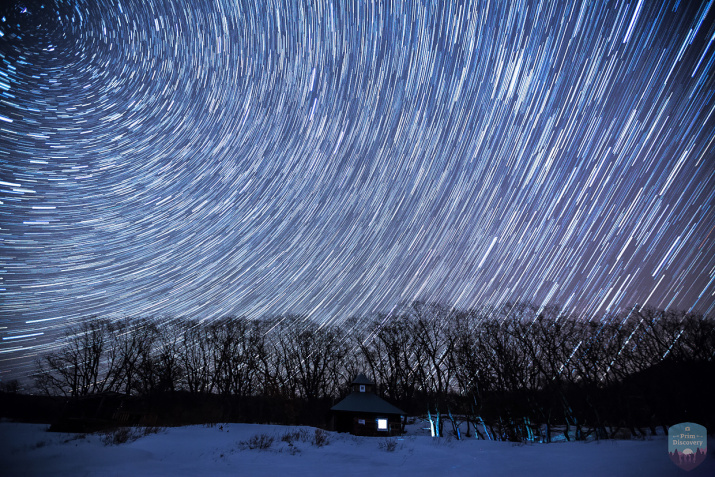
[1, 421, 713, 476]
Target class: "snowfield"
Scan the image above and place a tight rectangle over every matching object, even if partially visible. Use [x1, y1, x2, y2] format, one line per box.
[1, 421, 713, 476]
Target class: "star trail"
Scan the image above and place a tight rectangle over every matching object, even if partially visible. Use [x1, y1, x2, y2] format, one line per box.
[1, 0, 714, 379]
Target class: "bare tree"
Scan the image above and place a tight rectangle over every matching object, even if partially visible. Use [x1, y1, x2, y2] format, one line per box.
[208, 317, 265, 397]
[275, 317, 349, 400]
[178, 320, 213, 394]
[452, 307, 494, 439]
[104, 318, 159, 395]
[34, 318, 116, 397]
[127, 319, 183, 395]
[360, 314, 421, 404]
[408, 302, 458, 401]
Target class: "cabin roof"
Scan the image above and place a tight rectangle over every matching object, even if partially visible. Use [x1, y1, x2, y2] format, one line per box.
[351, 373, 374, 385]
[330, 392, 405, 415]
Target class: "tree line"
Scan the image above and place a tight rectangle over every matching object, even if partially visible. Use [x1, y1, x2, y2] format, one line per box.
[32, 302, 714, 440]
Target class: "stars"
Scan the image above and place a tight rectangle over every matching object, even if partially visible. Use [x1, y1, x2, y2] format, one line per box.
[0, 0, 714, 379]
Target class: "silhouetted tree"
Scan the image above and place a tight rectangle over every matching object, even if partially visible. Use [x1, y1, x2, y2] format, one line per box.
[178, 320, 213, 394]
[35, 318, 115, 397]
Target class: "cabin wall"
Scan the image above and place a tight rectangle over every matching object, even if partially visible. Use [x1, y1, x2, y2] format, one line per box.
[334, 412, 402, 436]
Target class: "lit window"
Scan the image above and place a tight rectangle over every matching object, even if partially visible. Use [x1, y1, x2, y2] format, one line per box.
[359, 385, 365, 392]
[377, 418, 388, 431]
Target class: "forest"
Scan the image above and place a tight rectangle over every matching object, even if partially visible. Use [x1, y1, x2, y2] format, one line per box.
[5, 302, 714, 442]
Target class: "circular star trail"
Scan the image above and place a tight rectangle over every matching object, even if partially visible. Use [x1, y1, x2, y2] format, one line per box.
[1, 0, 714, 377]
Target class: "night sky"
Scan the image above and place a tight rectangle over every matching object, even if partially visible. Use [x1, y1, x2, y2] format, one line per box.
[1, 0, 714, 379]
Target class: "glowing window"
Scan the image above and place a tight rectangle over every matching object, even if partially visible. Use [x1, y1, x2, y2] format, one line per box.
[360, 385, 365, 392]
[377, 418, 388, 431]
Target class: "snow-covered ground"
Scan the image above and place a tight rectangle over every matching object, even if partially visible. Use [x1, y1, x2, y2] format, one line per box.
[1, 421, 713, 476]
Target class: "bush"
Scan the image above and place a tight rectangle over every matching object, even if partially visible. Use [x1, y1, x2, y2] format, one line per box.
[378, 438, 398, 452]
[98, 426, 162, 446]
[142, 425, 164, 437]
[30, 440, 48, 450]
[62, 433, 88, 444]
[279, 428, 329, 448]
[312, 429, 329, 447]
[100, 427, 141, 446]
[239, 433, 274, 450]
[280, 430, 304, 445]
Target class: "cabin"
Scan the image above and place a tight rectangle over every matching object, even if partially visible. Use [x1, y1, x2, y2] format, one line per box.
[330, 374, 405, 436]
